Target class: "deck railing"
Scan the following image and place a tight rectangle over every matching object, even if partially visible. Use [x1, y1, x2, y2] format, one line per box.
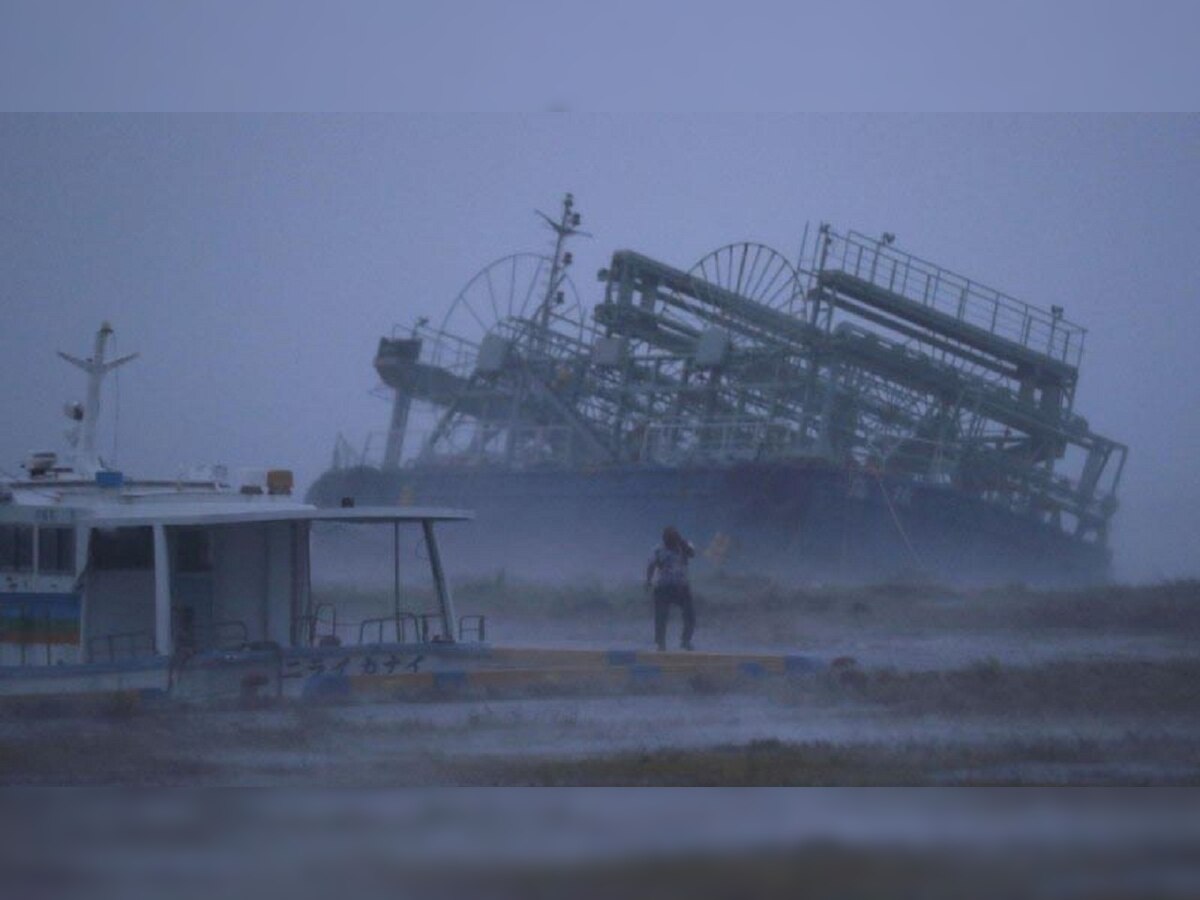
[87, 630, 155, 663]
[821, 229, 1086, 367]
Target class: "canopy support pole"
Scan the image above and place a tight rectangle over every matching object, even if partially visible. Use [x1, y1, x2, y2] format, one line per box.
[422, 520, 456, 641]
[152, 524, 171, 656]
[392, 520, 401, 630]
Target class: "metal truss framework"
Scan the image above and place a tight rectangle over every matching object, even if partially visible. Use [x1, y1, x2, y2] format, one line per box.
[363, 198, 1126, 546]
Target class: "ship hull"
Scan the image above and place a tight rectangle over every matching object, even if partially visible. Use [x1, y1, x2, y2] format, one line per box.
[306, 462, 1110, 586]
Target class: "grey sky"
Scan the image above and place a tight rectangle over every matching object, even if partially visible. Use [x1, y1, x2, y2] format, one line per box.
[2, 1, 1199, 111]
[1, 115, 1197, 581]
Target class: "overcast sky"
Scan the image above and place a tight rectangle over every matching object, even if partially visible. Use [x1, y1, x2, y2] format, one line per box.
[2, 0, 1198, 112]
[1, 114, 1197, 581]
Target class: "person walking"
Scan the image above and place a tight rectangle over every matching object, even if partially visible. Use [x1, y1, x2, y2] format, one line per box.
[645, 526, 696, 651]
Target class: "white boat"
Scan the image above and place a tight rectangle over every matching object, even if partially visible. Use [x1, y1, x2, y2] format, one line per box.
[0, 323, 473, 701]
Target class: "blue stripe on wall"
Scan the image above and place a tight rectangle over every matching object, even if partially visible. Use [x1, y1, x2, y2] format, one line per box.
[0, 594, 81, 621]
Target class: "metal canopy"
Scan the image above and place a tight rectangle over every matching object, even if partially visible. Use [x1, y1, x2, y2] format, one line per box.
[81, 505, 473, 529]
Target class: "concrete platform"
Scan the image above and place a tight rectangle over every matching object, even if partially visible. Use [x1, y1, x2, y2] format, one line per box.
[0, 643, 829, 709]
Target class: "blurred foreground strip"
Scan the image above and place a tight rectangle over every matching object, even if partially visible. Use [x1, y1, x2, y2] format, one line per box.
[2, 789, 1199, 900]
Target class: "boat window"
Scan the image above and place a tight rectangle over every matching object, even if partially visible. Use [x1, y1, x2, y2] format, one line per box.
[174, 528, 212, 573]
[37, 527, 75, 575]
[0, 524, 34, 572]
[89, 527, 154, 570]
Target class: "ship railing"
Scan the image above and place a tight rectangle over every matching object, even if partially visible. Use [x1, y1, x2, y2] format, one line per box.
[492, 312, 597, 362]
[863, 393, 1120, 523]
[820, 229, 1086, 368]
[210, 619, 249, 649]
[329, 429, 394, 470]
[358, 431, 388, 469]
[292, 602, 339, 647]
[330, 432, 362, 470]
[410, 423, 586, 469]
[336, 429, 407, 470]
[958, 441, 1119, 519]
[640, 419, 800, 465]
[356, 616, 393, 646]
[295, 609, 460, 648]
[392, 321, 479, 378]
[357, 612, 426, 646]
[393, 314, 593, 377]
[87, 630, 156, 663]
[861, 431, 1118, 539]
[458, 615, 486, 643]
[172, 617, 251, 653]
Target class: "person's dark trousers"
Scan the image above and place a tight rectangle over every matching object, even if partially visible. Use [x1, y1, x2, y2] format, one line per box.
[653, 583, 696, 649]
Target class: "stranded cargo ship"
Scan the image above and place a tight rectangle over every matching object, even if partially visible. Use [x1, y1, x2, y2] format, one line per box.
[308, 195, 1126, 585]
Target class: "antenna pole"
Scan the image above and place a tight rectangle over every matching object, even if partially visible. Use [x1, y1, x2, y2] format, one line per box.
[535, 192, 584, 338]
[57, 322, 138, 473]
[83, 323, 111, 457]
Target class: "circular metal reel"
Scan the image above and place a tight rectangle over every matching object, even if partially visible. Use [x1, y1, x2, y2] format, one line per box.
[438, 252, 588, 352]
[668, 243, 808, 434]
[688, 242, 804, 316]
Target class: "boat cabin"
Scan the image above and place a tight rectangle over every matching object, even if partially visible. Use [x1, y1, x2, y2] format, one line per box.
[0, 498, 469, 667]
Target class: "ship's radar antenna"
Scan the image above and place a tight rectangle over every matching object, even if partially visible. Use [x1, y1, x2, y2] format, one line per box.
[57, 322, 138, 474]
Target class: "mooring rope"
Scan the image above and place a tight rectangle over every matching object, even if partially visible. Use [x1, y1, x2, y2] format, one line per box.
[873, 470, 923, 570]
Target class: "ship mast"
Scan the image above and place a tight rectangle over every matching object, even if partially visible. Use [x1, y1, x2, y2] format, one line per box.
[57, 322, 138, 473]
[534, 192, 586, 339]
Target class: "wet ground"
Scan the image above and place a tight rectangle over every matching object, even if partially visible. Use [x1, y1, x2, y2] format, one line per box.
[1, 578, 1197, 787]
[3, 579, 1199, 897]
[5, 789, 1200, 899]
[470, 578, 1197, 671]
